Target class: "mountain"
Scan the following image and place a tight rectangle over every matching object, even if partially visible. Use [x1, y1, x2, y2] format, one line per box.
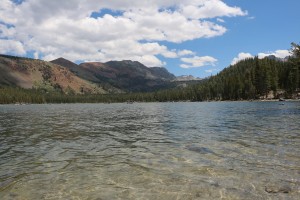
[50, 57, 78, 70]
[53, 58, 176, 92]
[0, 55, 106, 94]
[50, 57, 103, 84]
[265, 55, 284, 62]
[175, 75, 202, 82]
[148, 67, 176, 80]
[1, 54, 194, 94]
[81, 60, 176, 92]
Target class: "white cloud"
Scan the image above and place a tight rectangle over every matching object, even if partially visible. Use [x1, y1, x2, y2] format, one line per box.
[231, 52, 254, 65]
[33, 51, 39, 59]
[217, 18, 225, 23]
[180, 56, 217, 68]
[231, 49, 291, 66]
[0, 39, 26, 55]
[180, 0, 247, 19]
[0, 0, 17, 24]
[0, 24, 16, 38]
[205, 68, 218, 73]
[258, 50, 291, 59]
[178, 49, 196, 56]
[0, 0, 247, 67]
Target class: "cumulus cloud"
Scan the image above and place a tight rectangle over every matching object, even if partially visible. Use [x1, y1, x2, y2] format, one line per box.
[180, 56, 217, 68]
[33, 51, 39, 59]
[0, 39, 26, 55]
[205, 69, 218, 73]
[180, 0, 247, 19]
[231, 49, 292, 66]
[231, 52, 254, 65]
[217, 18, 225, 23]
[0, 0, 247, 67]
[258, 50, 291, 59]
[178, 49, 196, 56]
[0, 24, 16, 38]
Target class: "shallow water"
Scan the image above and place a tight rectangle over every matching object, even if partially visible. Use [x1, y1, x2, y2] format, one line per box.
[0, 102, 299, 199]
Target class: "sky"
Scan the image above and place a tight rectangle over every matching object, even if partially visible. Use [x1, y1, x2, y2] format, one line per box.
[0, 0, 299, 78]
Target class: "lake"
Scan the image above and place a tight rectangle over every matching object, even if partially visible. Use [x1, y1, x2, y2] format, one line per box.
[0, 102, 299, 199]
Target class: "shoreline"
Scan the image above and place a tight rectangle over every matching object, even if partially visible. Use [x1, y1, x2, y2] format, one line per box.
[1, 98, 300, 105]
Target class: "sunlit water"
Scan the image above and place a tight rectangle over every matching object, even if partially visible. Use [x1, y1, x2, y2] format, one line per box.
[0, 102, 299, 200]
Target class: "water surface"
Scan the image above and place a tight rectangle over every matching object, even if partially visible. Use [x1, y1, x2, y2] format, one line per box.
[0, 102, 299, 199]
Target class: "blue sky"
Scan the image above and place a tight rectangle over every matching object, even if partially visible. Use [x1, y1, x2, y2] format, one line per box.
[0, 0, 299, 78]
[162, 0, 300, 77]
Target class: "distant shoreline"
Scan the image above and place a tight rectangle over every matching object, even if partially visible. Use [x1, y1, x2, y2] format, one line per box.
[2, 98, 299, 105]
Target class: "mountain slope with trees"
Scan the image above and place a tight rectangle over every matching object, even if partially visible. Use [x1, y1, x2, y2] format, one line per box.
[0, 42, 299, 104]
[121, 42, 299, 102]
[186, 43, 300, 101]
[52, 59, 177, 92]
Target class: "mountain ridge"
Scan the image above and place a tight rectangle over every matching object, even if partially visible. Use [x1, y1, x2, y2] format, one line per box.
[52, 58, 178, 92]
[1, 42, 299, 103]
[1, 54, 184, 93]
[0, 55, 107, 94]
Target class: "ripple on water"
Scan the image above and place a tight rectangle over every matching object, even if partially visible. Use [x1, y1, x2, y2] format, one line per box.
[0, 102, 299, 199]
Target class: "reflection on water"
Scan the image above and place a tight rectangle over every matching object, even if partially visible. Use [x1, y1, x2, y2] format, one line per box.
[0, 102, 299, 199]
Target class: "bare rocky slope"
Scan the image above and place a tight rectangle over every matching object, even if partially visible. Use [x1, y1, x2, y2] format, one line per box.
[0, 55, 106, 94]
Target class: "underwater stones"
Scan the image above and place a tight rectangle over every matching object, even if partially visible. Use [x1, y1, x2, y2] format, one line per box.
[186, 146, 216, 155]
[265, 185, 291, 194]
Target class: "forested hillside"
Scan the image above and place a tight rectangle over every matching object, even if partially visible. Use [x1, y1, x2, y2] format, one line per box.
[0, 43, 299, 104]
[131, 42, 300, 102]
[183, 42, 300, 101]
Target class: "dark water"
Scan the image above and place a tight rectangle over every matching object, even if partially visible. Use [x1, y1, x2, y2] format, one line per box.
[0, 102, 299, 199]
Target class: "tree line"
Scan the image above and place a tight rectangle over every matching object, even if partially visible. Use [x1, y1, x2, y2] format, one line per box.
[188, 42, 300, 101]
[0, 43, 299, 104]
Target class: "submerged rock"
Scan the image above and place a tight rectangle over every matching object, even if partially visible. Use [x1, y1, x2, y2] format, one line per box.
[186, 146, 216, 155]
[265, 185, 291, 194]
